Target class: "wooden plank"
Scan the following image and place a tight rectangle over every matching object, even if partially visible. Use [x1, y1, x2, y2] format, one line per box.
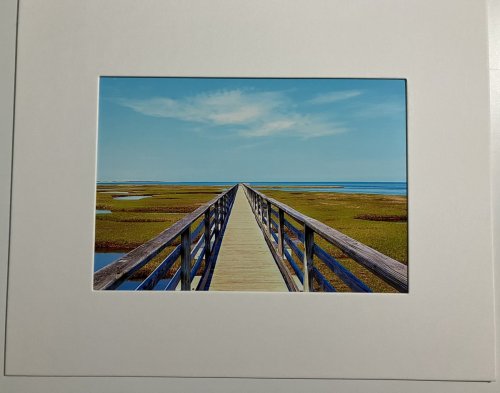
[190, 235, 205, 260]
[204, 210, 211, 267]
[313, 244, 372, 292]
[209, 187, 288, 292]
[283, 247, 304, 283]
[258, 222, 300, 292]
[285, 233, 304, 260]
[197, 190, 237, 291]
[165, 269, 181, 291]
[180, 227, 191, 290]
[284, 218, 304, 242]
[312, 267, 336, 292]
[190, 247, 205, 280]
[278, 209, 285, 257]
[135, 245, 181, 290]
[304, 225, 314, 292]
[191, 219, 204, 241]
[243, 184, 408, 292]
[266, 201, 272, 234]
[243, 187, 299, 292]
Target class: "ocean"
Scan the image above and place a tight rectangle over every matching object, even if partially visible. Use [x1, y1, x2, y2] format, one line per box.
[97, 181, 407, 196]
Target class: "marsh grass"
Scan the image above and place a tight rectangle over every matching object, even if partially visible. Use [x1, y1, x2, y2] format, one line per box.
[259, 189, 407, 292]
[95, 185, 407, 291]
[95, 185, 225, 279]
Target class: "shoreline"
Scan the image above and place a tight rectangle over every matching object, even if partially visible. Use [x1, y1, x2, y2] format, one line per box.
[96, 182, 408, 197]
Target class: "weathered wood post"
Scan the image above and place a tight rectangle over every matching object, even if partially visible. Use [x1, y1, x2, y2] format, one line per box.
[260, 197, 264, 223]
[218, 198, 222, 230]
[277, 208, 285, 257]
[267, 201, 272, 234]
[204, 209, 211, 266]
[226, 194, 228, 218]
[221, 195, 226, 224]
[214, 199, 220, 238]
[218, 197, 223, 230]
[180, 226, 192, 290]
[224, 194, 228, 219]
[303, 225, 314, 292]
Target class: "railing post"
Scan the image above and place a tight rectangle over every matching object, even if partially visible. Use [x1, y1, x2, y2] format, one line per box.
[224, 194, 228, 218]
[218, 198, 223, 230]
[278, 208, 285, 257]
[221, 195, 225, 223]
[260, 198, 264, 223]
[267, 201, 272, 234]
[303, 225, 314, 292]
[180, 226, 192, 290]
[214, 200, 220, 238]
[204, 209, 211, 264]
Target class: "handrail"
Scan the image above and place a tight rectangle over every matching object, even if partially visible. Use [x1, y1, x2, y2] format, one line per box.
[94, 184, 238, 290]
[242, 184, 408, 292]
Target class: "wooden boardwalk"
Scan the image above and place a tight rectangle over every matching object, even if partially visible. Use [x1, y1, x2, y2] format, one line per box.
[209, 186, 288, 292]
[94, 183, 407, 293]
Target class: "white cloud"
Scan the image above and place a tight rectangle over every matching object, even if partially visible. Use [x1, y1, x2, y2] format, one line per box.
[241, 114, 346, 138]
[117, 89, 346, 139]
[119, 90, 285, 125]
[308, 90, 362, 104]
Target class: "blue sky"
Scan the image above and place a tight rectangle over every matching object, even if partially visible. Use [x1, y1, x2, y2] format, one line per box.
[97, 78, 406, 182]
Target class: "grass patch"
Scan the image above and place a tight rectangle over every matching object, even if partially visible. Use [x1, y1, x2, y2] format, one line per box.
[258, 189, 408, 293]
[95, 184, 407, 292]
[355, 214, 407, 222]
[95, 185, 227, 251]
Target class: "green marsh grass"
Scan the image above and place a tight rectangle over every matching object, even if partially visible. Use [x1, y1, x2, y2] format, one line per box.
[258, 189, 408, 292]
[95, 185, 226, 279]
[95, 184, 407, 291]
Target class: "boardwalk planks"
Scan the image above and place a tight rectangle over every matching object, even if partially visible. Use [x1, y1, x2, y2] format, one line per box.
[209, 188, 288, 292]
[243, 184, 408, 293]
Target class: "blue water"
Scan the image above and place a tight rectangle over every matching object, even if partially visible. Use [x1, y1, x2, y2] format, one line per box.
[98, 181, 407, 196]
[94, 252, 175, 290]
[96, 209, 112, 214]
[252, 182, 407, 196]
[94, 252, 125, 271]
[113, 195, 152, 200]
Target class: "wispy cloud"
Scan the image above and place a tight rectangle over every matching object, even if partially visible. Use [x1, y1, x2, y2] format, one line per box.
[241, 114, 347, 138]
[118, 90, 285, 125]
[117, 89, 346, 139]
[308, 90, 362, 104]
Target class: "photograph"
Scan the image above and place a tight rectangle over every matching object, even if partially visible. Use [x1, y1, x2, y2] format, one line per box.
[93, 77, 408, 292]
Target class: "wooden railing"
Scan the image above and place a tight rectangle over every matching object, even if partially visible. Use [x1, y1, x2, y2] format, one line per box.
[93, 184, 238, 290]
[242, 184, 408, 293]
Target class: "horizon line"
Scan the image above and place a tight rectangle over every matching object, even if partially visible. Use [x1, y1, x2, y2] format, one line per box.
[96, 180, 408, 183]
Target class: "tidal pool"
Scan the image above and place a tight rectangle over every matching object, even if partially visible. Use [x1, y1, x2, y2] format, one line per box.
[113, 195, 152, 201]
